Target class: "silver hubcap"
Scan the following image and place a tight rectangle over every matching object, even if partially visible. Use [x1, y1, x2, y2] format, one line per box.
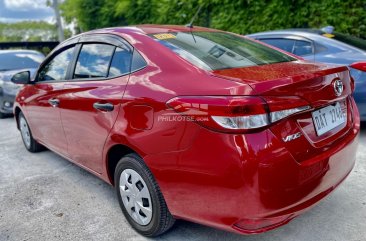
[19, 116, 31, 148]
[119, 169, 153, 226]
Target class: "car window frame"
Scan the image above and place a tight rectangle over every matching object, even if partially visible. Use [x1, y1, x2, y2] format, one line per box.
[70, 43, 117, 81]
[34, 44, 78, 84]
[69, 34, 137, 82]
[34, 33, 147, 84]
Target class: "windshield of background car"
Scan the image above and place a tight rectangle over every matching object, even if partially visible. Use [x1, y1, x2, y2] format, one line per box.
[0, 52, 44, 71]
[332, 32, 366, 51]
[149, 31, 296, 70]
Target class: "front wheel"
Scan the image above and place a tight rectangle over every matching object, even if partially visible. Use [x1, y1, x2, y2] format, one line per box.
[115, 154, 175, 237]
[18, 112, 44, 153]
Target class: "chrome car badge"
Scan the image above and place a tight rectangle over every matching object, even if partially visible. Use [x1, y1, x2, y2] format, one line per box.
[333, 79, 344, 97]
[283, 132, 302, 142]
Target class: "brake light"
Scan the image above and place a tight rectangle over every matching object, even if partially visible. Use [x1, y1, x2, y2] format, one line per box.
[166, 96, 310, 133]
[350, 76, 355, 93]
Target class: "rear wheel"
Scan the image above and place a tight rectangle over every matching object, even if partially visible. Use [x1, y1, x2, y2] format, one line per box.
[115, 154, 175, 237]
[18, 112, 44, 153]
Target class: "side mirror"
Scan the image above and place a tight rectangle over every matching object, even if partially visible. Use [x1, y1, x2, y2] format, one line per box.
[349, 62, 366, 72]
[11, 71, 31, 84]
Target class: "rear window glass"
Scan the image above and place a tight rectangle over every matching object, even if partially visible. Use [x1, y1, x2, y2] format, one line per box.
[149, 31, 296, 70]
[0, 52, 44, 71]
[332, 32, 366, 51]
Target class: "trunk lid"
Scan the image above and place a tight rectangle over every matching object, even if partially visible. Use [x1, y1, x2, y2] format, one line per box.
[212, 61, 351, 106]
[212, 60, 355, 163]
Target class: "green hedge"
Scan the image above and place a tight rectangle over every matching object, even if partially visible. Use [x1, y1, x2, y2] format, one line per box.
[61, 0, 366, 38]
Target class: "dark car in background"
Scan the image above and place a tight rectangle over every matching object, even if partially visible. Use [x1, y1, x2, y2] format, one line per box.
[247, 27, 366, 121]
[0, 50, 44, 118]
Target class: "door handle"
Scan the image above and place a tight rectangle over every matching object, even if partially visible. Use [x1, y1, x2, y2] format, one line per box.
[93, 102, 114, 112]
[48, 98, 60, 107]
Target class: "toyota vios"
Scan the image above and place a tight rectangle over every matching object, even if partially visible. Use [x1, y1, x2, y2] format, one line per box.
[11, 25, 360, 237]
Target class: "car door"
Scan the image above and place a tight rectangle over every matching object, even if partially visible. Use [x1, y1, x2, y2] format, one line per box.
[59, 35, 134, 173]
[25, 45, 77, 156]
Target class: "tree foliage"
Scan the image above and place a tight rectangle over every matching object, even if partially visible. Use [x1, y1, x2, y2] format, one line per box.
[0, 21, 72, 42]
[60, 0, 366, 38]
[60, 0, 127, 32]
[0, 21, 57, 42]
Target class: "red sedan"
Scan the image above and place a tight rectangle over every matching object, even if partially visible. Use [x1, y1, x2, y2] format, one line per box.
[11, 25, 360, 236]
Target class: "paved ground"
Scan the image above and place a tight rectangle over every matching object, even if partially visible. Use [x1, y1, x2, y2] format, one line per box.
[0, 117, 365, 241]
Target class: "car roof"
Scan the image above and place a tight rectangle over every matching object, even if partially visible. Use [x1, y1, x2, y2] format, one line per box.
[284, 28, 324, 34]
[86, 24, 221, 36]
[136, 24, 219, 34]
[247, 29, 325, 39]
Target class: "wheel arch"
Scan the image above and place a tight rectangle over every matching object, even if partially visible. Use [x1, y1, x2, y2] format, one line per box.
[14, 106, 22, 130]
[106, 143, 141, 186]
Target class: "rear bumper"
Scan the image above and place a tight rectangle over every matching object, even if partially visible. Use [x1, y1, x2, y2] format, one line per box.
[145, 108, 360, 235]
[233, 130, 358, 234]
[0, 91, 16, 114]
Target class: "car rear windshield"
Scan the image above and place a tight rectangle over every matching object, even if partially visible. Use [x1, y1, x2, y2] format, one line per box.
[332, 32, 366, 51]
[0, 51, 44, 71]
[149, 31, 296, 70]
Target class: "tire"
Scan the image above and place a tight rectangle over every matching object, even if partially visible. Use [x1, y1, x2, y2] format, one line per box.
[0, 111, 6, 119]
[115, 153, 175, 237]
[0, 112, 14, 119]
[18, 112, 44, 153]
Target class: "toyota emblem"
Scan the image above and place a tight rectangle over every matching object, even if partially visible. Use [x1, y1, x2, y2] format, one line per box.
[333, 79, 344, 97]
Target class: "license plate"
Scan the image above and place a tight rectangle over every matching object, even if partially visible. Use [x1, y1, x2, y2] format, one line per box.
[312, 102, 346, 136]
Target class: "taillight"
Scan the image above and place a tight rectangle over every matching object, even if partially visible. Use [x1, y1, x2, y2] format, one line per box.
[350, 76, 355, 93]
[166, 96, 310, 133]
[263, 96, 310, 122]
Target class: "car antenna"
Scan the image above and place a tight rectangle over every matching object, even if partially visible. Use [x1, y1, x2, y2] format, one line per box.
[186, 5, 202, 29]
[185, 5, 202, 43]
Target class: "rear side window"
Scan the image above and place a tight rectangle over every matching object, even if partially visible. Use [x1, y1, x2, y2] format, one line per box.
[293, 40, 313, 56]
[108, 47, 132, 77]
[149, 32, 295, 71]
[314, 42, 328, 53]
[131, 50, 147, 72]
[260, 38, 296, 53]
[38, 46, 75, 82]
[74, 44, 115, 79]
